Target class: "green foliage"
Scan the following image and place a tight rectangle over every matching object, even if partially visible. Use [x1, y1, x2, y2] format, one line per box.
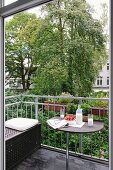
[90, 91, 109, 98]
[81, 103, 91, 115]
[58, 92, 74, 103]
[87, 100, 108, 107]
[5, 89, 19, 96]
[87, 91, 109, 107]
[5, 12, 41, 90]
[66, 103, 77, 114]
[32, 58, 67, 95]
[6, 0, 108, 96]
[80, 114, 107, 158]
[5, 95, 22, 120]
[46, 97, 58, 103]
[43, 92, 74, 103]
[32, 0, 107, 96]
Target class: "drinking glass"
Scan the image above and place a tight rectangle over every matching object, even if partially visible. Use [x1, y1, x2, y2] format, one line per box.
[88, 114, 93, 126]
[60, 107, 65, 119]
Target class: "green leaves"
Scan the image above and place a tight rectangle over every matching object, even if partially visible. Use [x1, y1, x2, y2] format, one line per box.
[5, 12, 42, 90]
[5, 0, 108, 96]
[32, 58, 67, 95]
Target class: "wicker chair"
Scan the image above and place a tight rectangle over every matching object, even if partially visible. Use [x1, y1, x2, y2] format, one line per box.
[5, 118, 41, 170]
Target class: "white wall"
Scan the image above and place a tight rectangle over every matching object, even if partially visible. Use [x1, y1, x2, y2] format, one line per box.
[94, 60, 109, 91]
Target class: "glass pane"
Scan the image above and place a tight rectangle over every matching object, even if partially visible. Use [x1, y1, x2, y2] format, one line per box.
[97, 80, 99, 85]
[107, 77, 109, 85]
[100, 80, 102, 85]
[107, 63, 109, 70]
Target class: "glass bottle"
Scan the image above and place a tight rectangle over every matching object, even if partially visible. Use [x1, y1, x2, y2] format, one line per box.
[76, 105, 83, 125]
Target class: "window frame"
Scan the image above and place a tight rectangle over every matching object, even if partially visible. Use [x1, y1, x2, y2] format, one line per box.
[97, 76, 103, 86]
[107, 63, 109, 70]
[107, 76, 109, 86]
[0, 0, 53, 17]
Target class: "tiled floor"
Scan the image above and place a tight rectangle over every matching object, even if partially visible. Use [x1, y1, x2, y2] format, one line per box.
[13, 148, 109, 170]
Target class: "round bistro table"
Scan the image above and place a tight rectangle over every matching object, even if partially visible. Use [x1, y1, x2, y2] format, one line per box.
[49, 117, 104, 170]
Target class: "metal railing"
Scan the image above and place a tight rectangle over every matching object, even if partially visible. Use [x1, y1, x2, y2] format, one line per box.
[5, 94, 109, 162]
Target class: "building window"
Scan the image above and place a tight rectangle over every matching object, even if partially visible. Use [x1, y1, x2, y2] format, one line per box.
[107, 77, 109, 85]
[97, 76, 102, 86]
[107, 63, 109, 70]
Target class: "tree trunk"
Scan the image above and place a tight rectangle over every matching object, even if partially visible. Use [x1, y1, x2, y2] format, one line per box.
[68, 54, 73, 94]
[20, 58, 26, 91]
[67, 19, 74, 94]
[58, 0, 64, 63]
[21, 75, 26, 90]
[26, 73, 31, 90]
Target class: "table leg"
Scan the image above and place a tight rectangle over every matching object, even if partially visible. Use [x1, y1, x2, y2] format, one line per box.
[79, 134, 83, 153]
[66, 132, 69, 170]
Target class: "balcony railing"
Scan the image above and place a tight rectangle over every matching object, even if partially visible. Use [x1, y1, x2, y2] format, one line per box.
[5, 94, 109, 163]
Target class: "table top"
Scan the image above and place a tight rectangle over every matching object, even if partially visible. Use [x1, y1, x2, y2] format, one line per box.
[58, 121, 104, 133]
[50, 117, 104, 134]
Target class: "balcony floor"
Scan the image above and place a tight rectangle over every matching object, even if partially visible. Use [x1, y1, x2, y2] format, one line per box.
[13, 148, 109, 170]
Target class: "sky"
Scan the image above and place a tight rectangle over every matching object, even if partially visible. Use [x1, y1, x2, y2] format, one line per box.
[4, 0, 17, 5]
[86, 0, 109, 19]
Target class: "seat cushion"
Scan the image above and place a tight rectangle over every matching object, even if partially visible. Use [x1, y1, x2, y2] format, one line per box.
[5, 118, 39, 131]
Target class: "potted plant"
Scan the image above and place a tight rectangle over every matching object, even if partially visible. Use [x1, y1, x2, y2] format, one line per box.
[58, 92, 74, 103]
[87, 100, 108, 116]
[66, 103, 77, 115]
[81, 103, 91, 122]
[44, 92, 74, 112]
[44, 98, 62, 112]
[88, 91, 108, 115]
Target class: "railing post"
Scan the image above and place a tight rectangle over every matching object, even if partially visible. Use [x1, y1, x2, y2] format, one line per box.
[20, 94, 23, 117]
[79, 99, 83, 153]
[35, 96, 38, 120]
[79, 134, 83, 153]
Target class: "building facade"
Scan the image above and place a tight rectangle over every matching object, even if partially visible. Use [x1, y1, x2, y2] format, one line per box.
[93, 60, 109, 92]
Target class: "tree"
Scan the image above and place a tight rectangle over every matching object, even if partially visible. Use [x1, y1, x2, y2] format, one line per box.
[5, 12, 42, 90]
[37, 0, 107, 96]
[32, 58, 67, 95]
[6, 0, 108, 96]
[31, 16, 69, 95]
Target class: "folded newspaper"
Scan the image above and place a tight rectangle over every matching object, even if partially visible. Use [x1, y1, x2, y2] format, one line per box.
[47, 118, 85, 129]
[47, 119, 67, 129]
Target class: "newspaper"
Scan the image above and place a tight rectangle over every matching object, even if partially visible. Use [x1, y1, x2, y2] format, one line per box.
[47, 118, 85, 129]
[47, 119, 67, 129]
